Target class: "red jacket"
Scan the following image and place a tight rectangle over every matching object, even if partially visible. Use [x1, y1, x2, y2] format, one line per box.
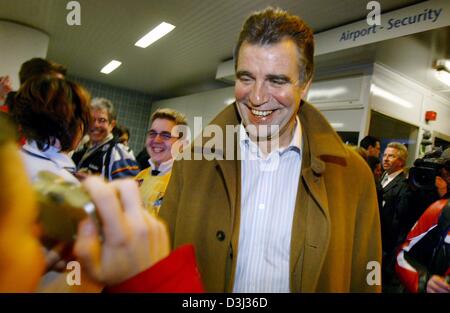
[396, 199, 450, 293]
[105, 245, 204, 293]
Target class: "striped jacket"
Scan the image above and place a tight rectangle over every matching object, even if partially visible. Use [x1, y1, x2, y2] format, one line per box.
[73, 136, 139, 181]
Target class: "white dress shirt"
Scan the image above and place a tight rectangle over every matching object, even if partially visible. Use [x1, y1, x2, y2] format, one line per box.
[233, 117, 302, 293]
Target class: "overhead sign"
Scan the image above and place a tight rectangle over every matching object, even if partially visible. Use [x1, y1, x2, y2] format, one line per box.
[315, 0, 450, 55]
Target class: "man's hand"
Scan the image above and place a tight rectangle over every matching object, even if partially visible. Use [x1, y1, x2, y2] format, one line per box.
[426, 275, 450, 293]
[74, 177, 170, 286]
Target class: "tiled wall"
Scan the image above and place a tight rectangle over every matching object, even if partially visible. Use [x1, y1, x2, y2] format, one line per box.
[70, 76, 153, 155]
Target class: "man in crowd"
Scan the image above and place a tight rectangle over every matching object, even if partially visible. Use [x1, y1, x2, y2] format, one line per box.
[135, 108, 188, 215]
[160, 7, 381, 292]
[72, 98, 139, 180]
[360, 135, 381, 158]
[378, 142, 415, 292]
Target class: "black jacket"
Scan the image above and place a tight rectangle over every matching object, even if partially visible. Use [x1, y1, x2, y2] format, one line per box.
[379, 172, 414, 257]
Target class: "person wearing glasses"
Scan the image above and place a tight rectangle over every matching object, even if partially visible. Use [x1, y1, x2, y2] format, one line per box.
[73, 98, 139, 181]
[135, 108, 188, 215]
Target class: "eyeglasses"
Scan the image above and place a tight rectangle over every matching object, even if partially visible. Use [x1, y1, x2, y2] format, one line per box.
[147, 130, 177, 141]
[93, 117, 109, 124]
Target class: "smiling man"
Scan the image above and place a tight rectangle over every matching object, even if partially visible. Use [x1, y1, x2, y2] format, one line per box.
[160, 7, 381, 293]
[135, 108, 187, 215]
[73, 98, 139, 181]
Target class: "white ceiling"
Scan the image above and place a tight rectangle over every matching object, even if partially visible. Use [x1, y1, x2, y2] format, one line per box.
[0, 0, 426, 99]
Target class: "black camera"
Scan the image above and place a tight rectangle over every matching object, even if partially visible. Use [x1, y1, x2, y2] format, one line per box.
[409, 149, 449, 190]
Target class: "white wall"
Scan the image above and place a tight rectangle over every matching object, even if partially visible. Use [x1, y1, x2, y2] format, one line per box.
[151, 87, 234, 138]
[0, 21, 49, 89]
[370, 63, 450, 158]
[371, 64, 450, 136]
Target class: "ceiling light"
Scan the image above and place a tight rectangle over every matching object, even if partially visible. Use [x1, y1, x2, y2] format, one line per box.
[330, 122, 344, 129]
[370, 84, 413, 109]
[100, 60, 122, 74]
[435, 59, 450, 72]
[135, 22, 176, 48]
[434, 59, 450, 87]
[434, 69, 450, 86]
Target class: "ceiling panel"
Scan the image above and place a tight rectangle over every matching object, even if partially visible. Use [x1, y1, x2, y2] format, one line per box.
[0, 0, 425, 98]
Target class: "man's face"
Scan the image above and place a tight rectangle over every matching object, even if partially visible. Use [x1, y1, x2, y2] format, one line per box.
[90, 109, 115, 145]
[382, 147, 404, 174]
[235, 39, 309, 144]
[368, 141, 381, 158]
[146, 118, 178, 166]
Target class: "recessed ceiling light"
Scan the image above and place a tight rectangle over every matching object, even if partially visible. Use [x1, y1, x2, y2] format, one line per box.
[435, 69, 450, 87]
[100, 60, 122, 74]
[436, 59, 450, 72]
[135, 22, 176, 48]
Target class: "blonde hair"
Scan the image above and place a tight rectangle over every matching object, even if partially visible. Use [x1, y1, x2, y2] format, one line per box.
[151, 108, 187, 126]
[387, 142, 408, 162]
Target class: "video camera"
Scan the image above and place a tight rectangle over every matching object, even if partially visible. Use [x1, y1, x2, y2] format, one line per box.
[409, 148, 450, 190]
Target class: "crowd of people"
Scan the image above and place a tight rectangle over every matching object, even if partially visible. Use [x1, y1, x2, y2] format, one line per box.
[355, 135, 450, 293]
[0, 6, 448, 293]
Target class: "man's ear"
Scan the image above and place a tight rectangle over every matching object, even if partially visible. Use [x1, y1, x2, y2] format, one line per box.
[110, 119, 117, 129]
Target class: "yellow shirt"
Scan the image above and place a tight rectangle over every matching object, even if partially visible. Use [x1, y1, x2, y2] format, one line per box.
[135, 167, 172, 215]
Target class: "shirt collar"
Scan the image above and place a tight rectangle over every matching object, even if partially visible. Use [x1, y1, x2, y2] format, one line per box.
[239, 116, 302, 158]
[387, 169, 404, 180]
[148, 158, 174, 175]
[23, 140, 76, 171]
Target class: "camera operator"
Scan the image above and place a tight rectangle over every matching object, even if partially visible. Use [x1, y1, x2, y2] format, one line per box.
[395, 148, 450, 293]
[408, 148, 450, 213]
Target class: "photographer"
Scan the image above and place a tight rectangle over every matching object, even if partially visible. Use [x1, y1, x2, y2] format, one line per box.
[408, 148, 450, 216]
[395, 148, 450, 293]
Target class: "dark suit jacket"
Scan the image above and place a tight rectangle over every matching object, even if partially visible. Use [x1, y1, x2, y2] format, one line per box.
[379, 172, 412, 258]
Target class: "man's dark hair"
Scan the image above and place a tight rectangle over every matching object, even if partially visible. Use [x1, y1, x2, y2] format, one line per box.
[234, 7, 315, 85]
[360, 135, 380, 150]
[113, 124, 130, 141]
[19, 58, 67, 85]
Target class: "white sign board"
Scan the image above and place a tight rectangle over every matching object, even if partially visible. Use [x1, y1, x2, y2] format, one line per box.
[315, 0, 450, 56]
